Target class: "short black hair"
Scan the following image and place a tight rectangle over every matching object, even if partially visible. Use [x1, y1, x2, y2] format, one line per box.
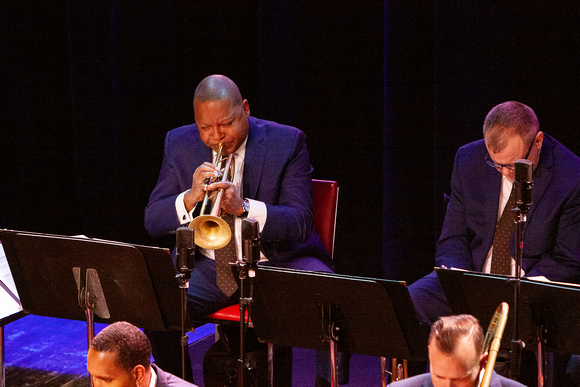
[90, 321, 151, 371]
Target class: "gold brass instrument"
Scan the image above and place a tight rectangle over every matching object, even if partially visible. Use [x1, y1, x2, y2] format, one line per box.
[188, 143, 235, 250]
[479, 302, 509, 387]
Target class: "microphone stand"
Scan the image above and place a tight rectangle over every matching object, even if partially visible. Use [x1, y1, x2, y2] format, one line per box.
[237, 218, 260, 387]
[175, 227, 195, 381]
[510, 209, 525, 382]
[510, 159, 534, 384]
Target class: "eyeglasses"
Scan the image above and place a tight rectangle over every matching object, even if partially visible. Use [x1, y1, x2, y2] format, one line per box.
[485, 138, 535, 171]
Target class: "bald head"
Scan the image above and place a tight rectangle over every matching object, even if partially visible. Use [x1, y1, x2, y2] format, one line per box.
[194, 74, 243, 107]
[193, 75, 250, 155]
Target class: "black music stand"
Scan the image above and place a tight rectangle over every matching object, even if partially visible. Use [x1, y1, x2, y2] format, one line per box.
[0, 229, 186, 346]
[435, 267, 580, 385]
[518, 279, 580, 355]
[250, 266, 428, 386]
[434, 268, 532, 349]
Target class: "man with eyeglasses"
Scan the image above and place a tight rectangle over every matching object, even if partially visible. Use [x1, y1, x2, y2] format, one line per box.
[407, 101, 580, 385]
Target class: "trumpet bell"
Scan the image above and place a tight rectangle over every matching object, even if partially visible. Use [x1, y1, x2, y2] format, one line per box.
[189, 214, 232, 250]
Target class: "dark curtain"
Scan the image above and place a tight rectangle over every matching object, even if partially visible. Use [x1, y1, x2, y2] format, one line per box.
[1, 1, 578, 284]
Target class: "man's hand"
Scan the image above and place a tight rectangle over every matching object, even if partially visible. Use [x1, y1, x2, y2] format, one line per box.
[184, 162, 219, 211]
[209, 181, 244, 216]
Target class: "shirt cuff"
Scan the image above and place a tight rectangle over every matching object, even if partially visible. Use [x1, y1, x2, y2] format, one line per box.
[246, 198, 267, 232]
[175, 190, 195, 224]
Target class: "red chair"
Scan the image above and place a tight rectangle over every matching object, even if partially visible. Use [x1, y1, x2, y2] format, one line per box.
[202, 179, 339, 382]
[205, 179, 339, 324]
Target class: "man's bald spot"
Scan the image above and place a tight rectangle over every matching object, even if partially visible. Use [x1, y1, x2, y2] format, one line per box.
[194, 74, 243, 107]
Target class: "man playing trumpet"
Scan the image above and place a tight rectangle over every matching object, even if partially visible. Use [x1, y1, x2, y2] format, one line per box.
[145, 74, 341, 385]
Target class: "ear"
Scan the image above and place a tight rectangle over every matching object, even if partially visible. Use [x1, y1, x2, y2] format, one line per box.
[242, 99, 250, 117]
[132, 364, 147, 386]
[479, 351, 489, 370]
[535, 131, 544, 149]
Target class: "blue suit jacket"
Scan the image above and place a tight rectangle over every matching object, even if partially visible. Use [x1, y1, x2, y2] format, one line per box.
[145, 116, 330, 267]
[388, 371, 525, 387]
[436, 134, 580, 282]
[152, 364, 197, 386]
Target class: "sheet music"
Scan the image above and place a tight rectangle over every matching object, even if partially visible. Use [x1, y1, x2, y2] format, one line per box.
[0, 241, 23, 319]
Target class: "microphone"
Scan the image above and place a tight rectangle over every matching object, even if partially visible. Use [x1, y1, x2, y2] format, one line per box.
[515, 159, 533, 214]
[176, 227, 195, 273]
[242, 218, 260, 265]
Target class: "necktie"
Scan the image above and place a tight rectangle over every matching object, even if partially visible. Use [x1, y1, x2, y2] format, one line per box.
[490, 187, 516, 275]
[214, 213, 238, 296]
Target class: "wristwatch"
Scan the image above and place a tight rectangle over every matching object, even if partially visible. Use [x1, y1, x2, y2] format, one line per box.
[238, 199, 250, 218]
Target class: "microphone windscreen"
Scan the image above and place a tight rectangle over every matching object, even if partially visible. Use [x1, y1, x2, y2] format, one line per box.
[242, 218, 259, 240]
[515, 159, 533, 182]
[176, 227, 194, 250]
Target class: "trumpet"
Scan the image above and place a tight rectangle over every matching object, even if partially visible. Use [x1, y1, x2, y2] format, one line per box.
[189, 143, 235, 250]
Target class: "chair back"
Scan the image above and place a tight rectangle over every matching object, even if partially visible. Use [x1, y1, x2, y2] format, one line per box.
[312, 179, 339, 259]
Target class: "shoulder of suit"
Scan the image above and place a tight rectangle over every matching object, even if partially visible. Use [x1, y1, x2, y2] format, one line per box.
[458, 138, 486, 154]
[388, 373, 431, 386]
[167, 123, 198, 138]
[164, 124, 201, 147]
[493, 372, 526, 387]
[249, 116, 304, 137]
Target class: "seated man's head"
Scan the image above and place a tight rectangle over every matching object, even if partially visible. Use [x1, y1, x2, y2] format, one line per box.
[428, 314, 486, 387]
[483, 100, 543, 181]
[193, 74, 251, 156]
[87, 321, 152, 387]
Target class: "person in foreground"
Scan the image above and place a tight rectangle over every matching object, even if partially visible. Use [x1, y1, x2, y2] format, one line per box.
[87, 321, 197, 387]
[389, 315, 525, 387]
[144, 74, 347, 385]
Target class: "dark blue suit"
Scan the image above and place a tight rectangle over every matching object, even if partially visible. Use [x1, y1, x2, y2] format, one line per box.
[388, 371, 525, 387]
[145, 116, 330, 272]
[145, 116, 341, 384]
[152, 364, 198, 387]
[410, 133, 580, 326]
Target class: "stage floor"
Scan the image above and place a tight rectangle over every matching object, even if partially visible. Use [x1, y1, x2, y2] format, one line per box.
[3, 314, 383, 386]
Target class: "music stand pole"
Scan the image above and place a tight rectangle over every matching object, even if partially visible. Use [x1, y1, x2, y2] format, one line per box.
[511, 159, 533, 383]
[236, 262, 253, 387]
[176, 273, 191, 380]
[238, 218, 260, 387]
[327, 306, 340, 387]
[510, 214, 524, 382]
[514, 211, 545, 387]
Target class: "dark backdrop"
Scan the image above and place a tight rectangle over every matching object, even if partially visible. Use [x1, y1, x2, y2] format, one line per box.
[1, 1, 578, 285]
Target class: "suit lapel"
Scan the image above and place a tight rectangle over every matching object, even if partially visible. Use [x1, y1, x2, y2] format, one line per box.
[242, 119, 266, 198]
